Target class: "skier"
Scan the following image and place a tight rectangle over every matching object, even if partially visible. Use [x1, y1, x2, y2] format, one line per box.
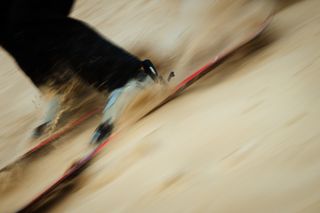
[0, 0, 161, 143]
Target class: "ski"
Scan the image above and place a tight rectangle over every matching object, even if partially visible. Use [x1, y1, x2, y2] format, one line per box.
[0, 108, 101, 172]
[17, 16, 272, 213]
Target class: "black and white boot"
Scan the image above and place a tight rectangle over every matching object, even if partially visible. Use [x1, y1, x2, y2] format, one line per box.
[90, 59, 161, 144]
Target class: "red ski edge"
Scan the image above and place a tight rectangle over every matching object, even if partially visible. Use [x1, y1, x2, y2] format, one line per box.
[1, 108, 101, 172]
[26, 108, 102, 156]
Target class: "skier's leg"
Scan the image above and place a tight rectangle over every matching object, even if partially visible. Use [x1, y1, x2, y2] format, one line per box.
[4, 0, 161, 140]
[1, 0, 77, 135]
[2, 0, 161, 138]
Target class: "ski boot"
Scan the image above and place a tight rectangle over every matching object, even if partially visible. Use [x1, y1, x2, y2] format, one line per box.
[90, 59, 161, 144]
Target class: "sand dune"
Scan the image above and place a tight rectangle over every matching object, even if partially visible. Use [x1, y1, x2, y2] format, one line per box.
[1, 0, 320, 212]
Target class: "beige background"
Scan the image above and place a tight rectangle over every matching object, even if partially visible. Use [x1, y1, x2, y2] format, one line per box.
[0, 0, 320, 212]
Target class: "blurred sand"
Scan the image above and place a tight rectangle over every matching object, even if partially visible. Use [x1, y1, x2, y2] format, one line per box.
[0, 48, 43, 170]
[1, 0, 320, 212]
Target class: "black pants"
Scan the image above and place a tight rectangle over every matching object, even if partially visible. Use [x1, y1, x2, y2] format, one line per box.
[0, 0, 142, 91]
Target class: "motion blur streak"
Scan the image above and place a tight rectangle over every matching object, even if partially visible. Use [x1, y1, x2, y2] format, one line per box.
[1, 0, 320, 212]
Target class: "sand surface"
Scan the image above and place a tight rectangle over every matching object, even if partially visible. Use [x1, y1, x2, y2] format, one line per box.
[1, 0, 320, 212]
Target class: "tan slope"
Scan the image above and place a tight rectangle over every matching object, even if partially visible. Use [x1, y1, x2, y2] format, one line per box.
[1, 0, 320, 212]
